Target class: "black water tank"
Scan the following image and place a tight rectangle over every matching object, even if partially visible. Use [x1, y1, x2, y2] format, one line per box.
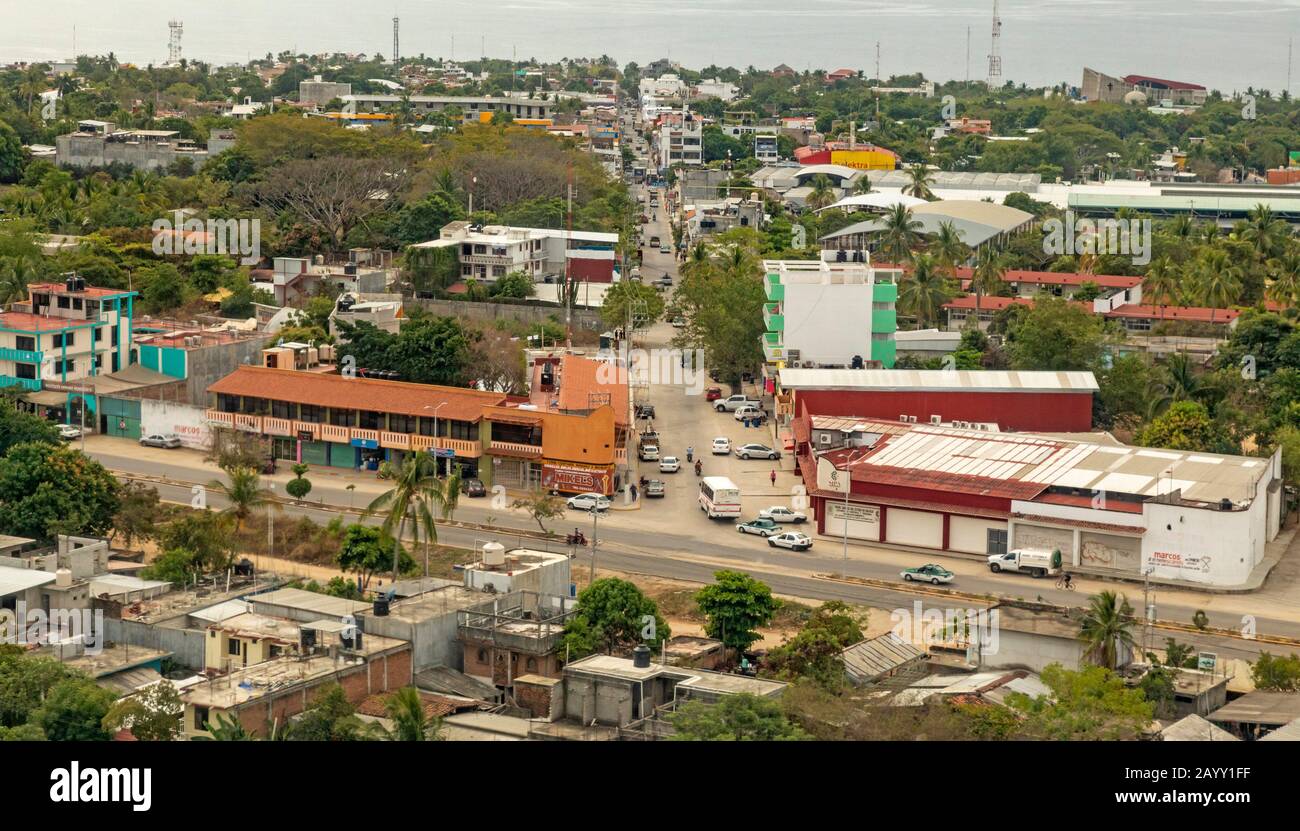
[1220, 498, 1233, 511]
[373, 597, 390, 616]
[632, 644, 651, 668]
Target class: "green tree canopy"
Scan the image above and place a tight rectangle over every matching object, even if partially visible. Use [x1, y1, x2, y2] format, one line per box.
[562, 577, 668, 658]
[694, 570, 778, 653]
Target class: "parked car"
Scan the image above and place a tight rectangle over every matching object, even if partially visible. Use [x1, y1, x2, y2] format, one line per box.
[659, 243, 672, 254]
[733, 405, 763, 422]
[567, 493, 612, 512]
[735, 443, 779, 460]
[57, 424, 82, 441]
[659, 456, 680, 473]
[711, 437, 731, 455]
[705, 387, 723, 401]
[461, 478, 487, 497]
[768, 532, 813, 551]
[738, 517, 781, 537]
[901, 564, 955, 585]
[758, 506, 806, 523]
[644, 479, 666, 498]
[139, 433, 181, 449]
[671, 317, 686, 328]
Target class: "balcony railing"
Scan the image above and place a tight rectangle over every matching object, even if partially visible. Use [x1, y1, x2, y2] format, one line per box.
[489, 440, 544, 457]
[264, 417, 294, 436]
[0, 348, 42, 364]
[380, 431, 410, 450]
[203, 411, 486, 457]
[764, 273, 784, 302]
[0, 376, 41, 392]
[763, 302, 783, 331]
[762, 332, 784, 363]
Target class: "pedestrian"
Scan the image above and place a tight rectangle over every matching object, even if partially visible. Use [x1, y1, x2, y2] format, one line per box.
[770, 469, 777, 487]
[630, 483, 639, 502]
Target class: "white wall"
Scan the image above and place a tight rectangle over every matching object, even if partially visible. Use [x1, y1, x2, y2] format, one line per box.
[1141, 501, 1262, 586]
[825, 501, 881, 541]
[140, 400, 212, 450]
[783, 281, 874, 365]
[949, 516, 1005, 555]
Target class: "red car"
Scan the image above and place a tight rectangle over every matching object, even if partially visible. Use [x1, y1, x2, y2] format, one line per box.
[705, 387, 723, 401]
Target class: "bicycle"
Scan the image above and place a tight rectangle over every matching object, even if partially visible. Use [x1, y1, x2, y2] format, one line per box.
[1055, 574, 1076, 591]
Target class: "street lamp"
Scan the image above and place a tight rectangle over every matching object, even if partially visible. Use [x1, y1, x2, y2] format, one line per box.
[588, 503, 601, 583]
[840, 447, 872, 580]
[423, 402, 447, 476]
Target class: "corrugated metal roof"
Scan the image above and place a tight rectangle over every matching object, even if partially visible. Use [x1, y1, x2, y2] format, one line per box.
[0, 567, 57, 596]
[841, 633, 926, 683]
[780, 368, 1099, 392]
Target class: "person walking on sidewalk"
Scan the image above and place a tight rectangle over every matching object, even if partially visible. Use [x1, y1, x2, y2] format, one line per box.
[770, 469, 777, 487]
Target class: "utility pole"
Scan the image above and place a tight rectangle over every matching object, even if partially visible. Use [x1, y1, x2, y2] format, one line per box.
[588, 506, 600, 582]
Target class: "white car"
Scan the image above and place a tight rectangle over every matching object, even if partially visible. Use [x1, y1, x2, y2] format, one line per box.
[768, 532, 813, 551]
[57, 424, 82, 440]
[567, 493, 611, 512]
[758, 506, 807, 524]
[735, 443, 780, 460]
[733, 405, 763, 422]
[711, 437, 731, 455]
[659, 456, 680, 473]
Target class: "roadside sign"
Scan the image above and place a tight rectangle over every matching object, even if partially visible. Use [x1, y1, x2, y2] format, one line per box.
[1197, 652, 1217, 672]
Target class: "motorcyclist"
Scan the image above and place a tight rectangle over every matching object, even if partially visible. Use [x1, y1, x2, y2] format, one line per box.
[694, 459, 703, 476]
[686, 446, 694, 462]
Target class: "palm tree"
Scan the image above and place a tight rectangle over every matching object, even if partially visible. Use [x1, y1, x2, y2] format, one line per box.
[207, 466, 276, 537]
[384, 686, 444, 741]
[805, 174, 836, 211]
[1193, 248, 1243, 324]
[896, 253, 955, 328]
[969, 246, 1008, 314]
[1241, 203, 1289, 263]
[903, 164, 935, 200]
[1266, 250, 1300, 308]
[366, 453, 454, 584]
[931, 221, 970, 270]
[852, 176, 876, 196]
[1078, 590, 1138, 670]
[0, 258, 36, 309]
[1141, 256, 1180, 321]
[878, 203, 924, 264]
[198, 712, 253, 741]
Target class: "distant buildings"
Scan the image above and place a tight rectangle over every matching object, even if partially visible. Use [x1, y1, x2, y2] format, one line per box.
[55, 120, 211, 171]
[1082, 68, 1207, 106]
[297, 75, 352, 106]
[656, 108, 704, 169]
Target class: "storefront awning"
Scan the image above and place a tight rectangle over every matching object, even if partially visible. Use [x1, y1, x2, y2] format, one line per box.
[23, 390, 68, 407]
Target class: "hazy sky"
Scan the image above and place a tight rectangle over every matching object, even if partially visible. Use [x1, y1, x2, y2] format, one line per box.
[0, 0, 1295, 93]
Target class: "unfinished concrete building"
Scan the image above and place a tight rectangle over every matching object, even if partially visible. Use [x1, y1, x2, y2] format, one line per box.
[457, 591, 576, 691]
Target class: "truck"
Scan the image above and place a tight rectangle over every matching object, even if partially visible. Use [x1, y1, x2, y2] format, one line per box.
[638, 430, 660, 461]
[699, 476, 742, 520]
[714, 394, 761, 413]
[987, 547, 1063, 578]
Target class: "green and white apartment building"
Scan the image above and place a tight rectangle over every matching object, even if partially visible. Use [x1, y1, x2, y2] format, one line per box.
[762, 251, 898, 377]
[0, 276, 136, 411]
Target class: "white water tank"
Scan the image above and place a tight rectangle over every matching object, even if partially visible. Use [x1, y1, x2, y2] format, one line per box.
[55, 568, 73, 588]
[482, 542, 506, 567]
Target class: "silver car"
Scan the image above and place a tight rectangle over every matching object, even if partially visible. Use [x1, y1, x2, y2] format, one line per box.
[140, 433, 182, 449]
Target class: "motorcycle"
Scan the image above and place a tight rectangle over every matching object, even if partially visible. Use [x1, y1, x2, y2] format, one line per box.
[566, 530, 588, 546]
[694, 460, 703, 477]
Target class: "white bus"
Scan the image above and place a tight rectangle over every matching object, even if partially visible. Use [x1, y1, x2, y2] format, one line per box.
[699, 476, 742, 520]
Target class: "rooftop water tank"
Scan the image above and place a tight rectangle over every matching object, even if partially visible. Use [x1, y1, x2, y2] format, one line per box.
[482, 542, 506, 567]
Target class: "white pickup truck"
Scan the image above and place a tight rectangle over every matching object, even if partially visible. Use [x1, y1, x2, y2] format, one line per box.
[714, 394, 761, 413]
[987, 547, 1063, 578]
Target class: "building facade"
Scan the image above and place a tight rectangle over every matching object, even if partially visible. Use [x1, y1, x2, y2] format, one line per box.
[0, 278, 136, 392]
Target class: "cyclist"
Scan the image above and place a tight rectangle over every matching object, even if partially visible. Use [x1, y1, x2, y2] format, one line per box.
[1060, 572, 1074, 591]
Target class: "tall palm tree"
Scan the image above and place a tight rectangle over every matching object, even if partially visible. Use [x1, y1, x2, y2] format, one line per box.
[1194, 248, 1243, 324]
[903, 164, 935, 200]
[878, 203, 924, 265]
[384, 687, 444, 741]
[931, 221, 970, 270]
[1242, 203, 1289, 263]
[805, 174, 836, 211]
[207, 466, 276, 537]
[0, 258, 36, 309]
[1078, 590, 1138, 670]
[366, 453, 453, 584]
[852, 176, 876, 196]
[969, 245, 1008, 312]
[896, 253, 954, 328]
[1142, 256, 1180, 320]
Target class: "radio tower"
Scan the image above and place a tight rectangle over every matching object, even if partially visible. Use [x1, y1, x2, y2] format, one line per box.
[986, 1, 1002, 88]
[392, 17, 400, 66]
[167, 20, 183, 66]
